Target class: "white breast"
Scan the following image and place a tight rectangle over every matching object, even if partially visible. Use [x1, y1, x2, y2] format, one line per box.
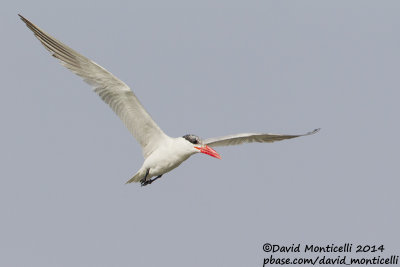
[141, 137, 197, 178]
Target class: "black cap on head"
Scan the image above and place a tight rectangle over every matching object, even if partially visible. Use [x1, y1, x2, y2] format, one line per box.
[183, 134, 201, 145]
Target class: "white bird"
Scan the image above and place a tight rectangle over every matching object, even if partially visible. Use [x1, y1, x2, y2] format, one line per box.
[19, 15, 320, 186]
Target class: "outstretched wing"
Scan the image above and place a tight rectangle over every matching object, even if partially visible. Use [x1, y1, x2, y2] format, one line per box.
[203, 128, 320, 148]
[19, 14, 168, 158]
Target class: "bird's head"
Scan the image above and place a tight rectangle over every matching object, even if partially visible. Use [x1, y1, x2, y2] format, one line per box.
[182, 134, 221, 159]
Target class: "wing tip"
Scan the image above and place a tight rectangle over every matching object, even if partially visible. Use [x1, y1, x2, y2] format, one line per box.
[18, 14, 36, 32]
[18, 14, 27, 22]
[307, 128, 321, 135]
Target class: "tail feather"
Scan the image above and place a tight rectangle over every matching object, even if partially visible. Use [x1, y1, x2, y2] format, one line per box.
[125, 171, 143, 184]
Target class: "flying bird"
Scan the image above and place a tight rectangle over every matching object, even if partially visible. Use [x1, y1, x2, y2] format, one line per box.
[19, 14, 320, 186]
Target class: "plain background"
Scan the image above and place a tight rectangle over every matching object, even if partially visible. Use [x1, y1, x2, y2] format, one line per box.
[1, 1, 399, 266]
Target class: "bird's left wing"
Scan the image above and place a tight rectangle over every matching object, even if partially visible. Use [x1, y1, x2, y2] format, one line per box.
[203, 128, 320, 148]
[19, 14, 168, 158]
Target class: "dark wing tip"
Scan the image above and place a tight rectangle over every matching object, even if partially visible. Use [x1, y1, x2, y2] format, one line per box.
[18, 14, 33, 28]
[306, 128, 321, 136]
[18, 14, 26, 21]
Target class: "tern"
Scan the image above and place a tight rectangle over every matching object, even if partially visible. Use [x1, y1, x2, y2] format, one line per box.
[19, 15, 320, 186]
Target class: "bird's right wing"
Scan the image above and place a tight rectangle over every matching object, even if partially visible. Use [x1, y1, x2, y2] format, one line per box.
[203, 128, 320, 148]
[19, 14, 168, 158]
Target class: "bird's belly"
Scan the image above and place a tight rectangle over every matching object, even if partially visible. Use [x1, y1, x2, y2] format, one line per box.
[144, 150, 191, 177]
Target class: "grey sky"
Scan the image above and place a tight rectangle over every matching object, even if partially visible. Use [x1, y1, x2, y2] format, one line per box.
[1, 1, 399, 267]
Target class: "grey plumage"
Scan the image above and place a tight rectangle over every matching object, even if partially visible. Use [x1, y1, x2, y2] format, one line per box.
[204, 128, 320, 147]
